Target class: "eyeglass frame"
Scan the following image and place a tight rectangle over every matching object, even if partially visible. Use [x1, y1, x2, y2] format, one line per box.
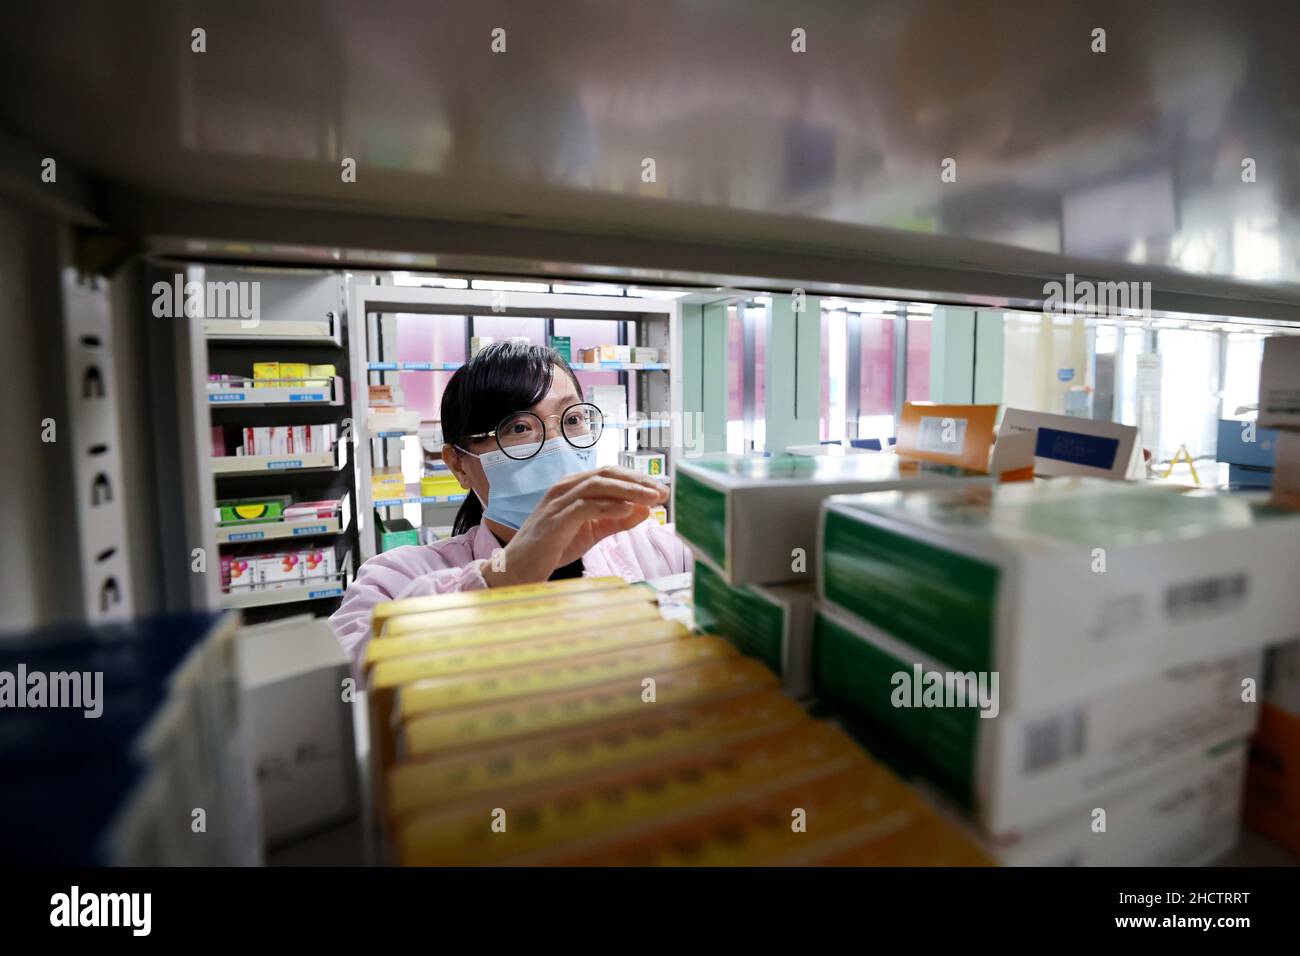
[460, 402, 605, 460]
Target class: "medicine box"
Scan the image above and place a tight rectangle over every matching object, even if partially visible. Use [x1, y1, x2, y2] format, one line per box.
[600, 344, 632, 364]
[633, 346, 659, 365]
[372, 469, 407, 501]
[620, 450, 665, 477]
[469, 336, 495, 358]
[237, 617, 359, 846]
[548, 335, 571, 362]
[1258, 335, 1300, 429]
[693, 560, 815, 698]
[998, 407, 1138, 479]
[814, 605, 1261, 838]
[1244, 703, 1300, 855]
[818, 478, 1300, 712]
[252, 362, 279, 388]
[673, 453, 997, 586]
[278, 362, 309, 385]
[216, 496, 290, 525]
[1216, 418, 1278, 469]
[577, 347, 601, 364]
[993, 742, 1247, 866]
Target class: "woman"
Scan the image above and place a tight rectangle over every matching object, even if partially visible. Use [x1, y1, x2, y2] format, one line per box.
[330, 341, 691, 665]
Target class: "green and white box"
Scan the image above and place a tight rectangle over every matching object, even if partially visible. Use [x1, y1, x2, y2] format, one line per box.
[818, 478, 1300, 712]
[693, 559, 815, 698]
[814, 605, 1260, 838]
[673, 453, 996, 586]
[993, 741, 1247, 867]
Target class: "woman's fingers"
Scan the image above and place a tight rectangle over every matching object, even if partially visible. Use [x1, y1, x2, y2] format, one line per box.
[548, 474, 666, 512]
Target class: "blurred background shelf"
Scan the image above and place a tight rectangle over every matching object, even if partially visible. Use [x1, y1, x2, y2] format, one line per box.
[207, 376, 344, 406]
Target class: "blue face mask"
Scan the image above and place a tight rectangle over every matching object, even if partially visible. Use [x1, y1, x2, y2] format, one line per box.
[458, 436, 597, 531]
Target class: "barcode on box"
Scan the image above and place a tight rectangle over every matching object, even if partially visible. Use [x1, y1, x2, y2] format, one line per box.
[1023, 707, 1086, 774]
[1164, 573, 1248, 622]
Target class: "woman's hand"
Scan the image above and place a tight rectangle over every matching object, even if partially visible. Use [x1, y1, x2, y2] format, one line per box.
[480, 465, 668, 588]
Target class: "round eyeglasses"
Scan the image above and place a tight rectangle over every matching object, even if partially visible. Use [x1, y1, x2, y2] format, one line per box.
[464, 403, 605, 460]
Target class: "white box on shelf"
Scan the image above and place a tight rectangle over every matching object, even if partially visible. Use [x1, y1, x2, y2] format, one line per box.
[991, 742, 1247, 866]
[819, 478, 1300, 712]
[814, 605, 1261, 839]
[1258, 335, 1300, 429]
[236, 616, 360, 846]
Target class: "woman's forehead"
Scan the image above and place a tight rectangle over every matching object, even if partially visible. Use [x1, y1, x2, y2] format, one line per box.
[533, 375, 580, 408]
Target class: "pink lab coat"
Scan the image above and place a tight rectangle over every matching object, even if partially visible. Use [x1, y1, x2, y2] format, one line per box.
[329, 519, 692, 667]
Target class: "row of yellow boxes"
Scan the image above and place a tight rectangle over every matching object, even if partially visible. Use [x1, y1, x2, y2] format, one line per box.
[362, 577, 991, 866]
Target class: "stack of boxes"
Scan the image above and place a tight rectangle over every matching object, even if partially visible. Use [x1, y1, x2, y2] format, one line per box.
[1244, 335, 1300, 850]
[673, 410, 1006, 698]
[814, 478, 1300, 864]
[671, 394, 1300, 864]
[360, 577, 991, 865]
[0, 614, 261, 865]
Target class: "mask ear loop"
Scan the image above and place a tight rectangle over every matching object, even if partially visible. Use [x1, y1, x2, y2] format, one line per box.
[451, 444, 487, 508]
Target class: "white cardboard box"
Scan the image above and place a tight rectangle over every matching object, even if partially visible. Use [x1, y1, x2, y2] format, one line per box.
[998, 407, 1138, 479]
[818, 478, 1300, 712]
[992, 741, 1247, 866]
[674, 453, 997, 586]
[1258, 335, 1300, 429]
[237, 617, 360, 847]
[815, 605, 1261, 838]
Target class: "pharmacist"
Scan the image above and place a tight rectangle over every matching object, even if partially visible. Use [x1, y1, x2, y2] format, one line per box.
[330, 341, 690, 664]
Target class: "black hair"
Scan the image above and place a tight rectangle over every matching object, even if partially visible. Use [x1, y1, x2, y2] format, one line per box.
[441, 340, 583, 536]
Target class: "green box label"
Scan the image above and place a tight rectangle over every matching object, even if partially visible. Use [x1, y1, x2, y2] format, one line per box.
[814, 613, 978, 808]
[693, 560, 783, 672]
[822, 508, 999, 674]
[674, 469, 728, 572]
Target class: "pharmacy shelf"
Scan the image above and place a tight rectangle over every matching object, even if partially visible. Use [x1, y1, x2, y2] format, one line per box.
[220, 576, 346, 609]
[220, 553, 353, 610]
[373, 484, 468, 508]
[367, 361, 463, 371]
[204, 316, 341, 345]
[207, 377, 343, 406]
[211, 441, 348, 476]
[572, 362, 669, 371]
[216, 494, 352, 544]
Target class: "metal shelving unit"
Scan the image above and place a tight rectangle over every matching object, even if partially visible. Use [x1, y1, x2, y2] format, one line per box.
[347, 282, 682, 562]
[195, 266, 361, 621]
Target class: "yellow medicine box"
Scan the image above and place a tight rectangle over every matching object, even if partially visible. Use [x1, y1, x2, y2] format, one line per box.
[372, 576, 631, 633]
[399, 656, 777, 759]
[379, 585, 655, 639]
[363, 601, 663, 671]
[395, 721, 867, 865]
[385, 689, 804, 821]
[252, 362, 279, 388]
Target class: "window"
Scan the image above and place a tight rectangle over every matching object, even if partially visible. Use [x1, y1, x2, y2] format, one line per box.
[858, 313, 896, 442]
[393, 313, 466, 421]
[905, 314, 932, 402]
